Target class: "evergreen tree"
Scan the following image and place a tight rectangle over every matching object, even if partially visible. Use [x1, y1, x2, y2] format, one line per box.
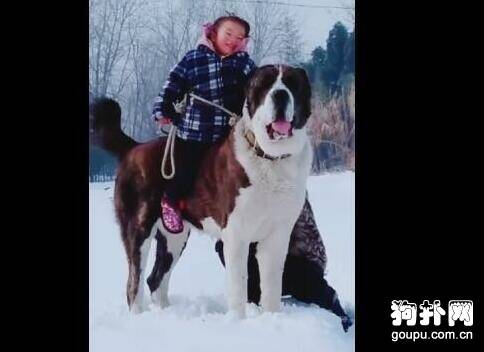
[343, 30, 355, 75]
[302, 46, 329, 99]
[323, 22, 349, 94]
[279, 16, 303, 65]
[311, 46, 326, 66]
[337, 29, 355, 90]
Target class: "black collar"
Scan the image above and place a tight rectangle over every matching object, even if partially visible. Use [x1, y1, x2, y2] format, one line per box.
[244, 130, 291, 161]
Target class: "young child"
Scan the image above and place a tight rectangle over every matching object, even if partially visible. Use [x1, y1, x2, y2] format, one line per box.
[152, 15, 256, 234]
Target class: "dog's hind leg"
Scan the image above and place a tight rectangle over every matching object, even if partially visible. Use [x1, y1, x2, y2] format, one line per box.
[120, 196, 159, 314]
[281, 255, 353, 331]
[124, 221, 156, 314]
[147, 220, 190, 308]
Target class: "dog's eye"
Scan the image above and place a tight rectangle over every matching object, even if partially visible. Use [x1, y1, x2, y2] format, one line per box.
[252, 77, 275, 94]
[261, 73, 276, 85]
[282, 75, 299, 92]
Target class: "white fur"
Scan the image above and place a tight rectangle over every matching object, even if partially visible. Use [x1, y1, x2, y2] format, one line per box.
[215, 111, 311, 317]
[149, 219, 190, 308]
[200, 217, 223, 239]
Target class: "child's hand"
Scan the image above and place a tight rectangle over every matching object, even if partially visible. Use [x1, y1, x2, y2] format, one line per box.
[157, 117, 172, 126]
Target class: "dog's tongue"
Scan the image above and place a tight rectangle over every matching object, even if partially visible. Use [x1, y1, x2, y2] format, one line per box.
[271, 121, 291, 135]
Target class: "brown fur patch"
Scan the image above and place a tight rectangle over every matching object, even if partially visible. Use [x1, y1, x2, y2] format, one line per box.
[184, 132, 251, 229]
[114, 131, 249, 235]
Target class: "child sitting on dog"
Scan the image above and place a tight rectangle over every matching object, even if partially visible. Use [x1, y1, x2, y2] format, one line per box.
[152, 14, 256, 234]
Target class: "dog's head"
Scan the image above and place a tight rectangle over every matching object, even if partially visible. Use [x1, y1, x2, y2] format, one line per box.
[244, 64, 312, 157]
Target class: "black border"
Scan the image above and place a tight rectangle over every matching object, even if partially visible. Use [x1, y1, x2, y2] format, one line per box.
[20, 1, 90, 350]
[18, 0, 481, 350]
[356, 0, 480, 349]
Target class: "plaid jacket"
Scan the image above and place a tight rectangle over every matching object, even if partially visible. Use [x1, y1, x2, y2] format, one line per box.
[152, 44, 257, 142]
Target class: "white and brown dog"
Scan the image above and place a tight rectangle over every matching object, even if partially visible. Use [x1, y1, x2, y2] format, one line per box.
[90, 64, 313, 318]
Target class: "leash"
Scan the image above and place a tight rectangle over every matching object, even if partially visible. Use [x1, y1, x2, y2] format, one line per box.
[187, 93, 241, 127]
[160, 93, 242, 180]
[160, 124, 177, 179]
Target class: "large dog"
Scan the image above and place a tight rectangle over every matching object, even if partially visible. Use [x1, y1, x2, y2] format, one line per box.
[90, 64, 349, 325]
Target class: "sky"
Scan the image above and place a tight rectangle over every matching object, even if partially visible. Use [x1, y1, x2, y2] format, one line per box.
[288, 0, 354, 59]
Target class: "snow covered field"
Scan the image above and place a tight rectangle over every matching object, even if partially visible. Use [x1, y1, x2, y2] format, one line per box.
[89, 172, 354, 351]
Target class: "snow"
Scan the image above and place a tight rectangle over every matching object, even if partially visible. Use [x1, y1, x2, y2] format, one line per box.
[89, 172, 354, 351]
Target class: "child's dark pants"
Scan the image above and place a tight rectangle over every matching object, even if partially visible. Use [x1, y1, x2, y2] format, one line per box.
[164, 137, 212, 203]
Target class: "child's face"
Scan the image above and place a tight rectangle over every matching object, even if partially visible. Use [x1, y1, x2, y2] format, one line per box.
[213, 20, 247, 56]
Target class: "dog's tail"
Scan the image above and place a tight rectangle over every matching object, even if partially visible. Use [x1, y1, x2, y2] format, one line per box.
[89, 97, 139, 159]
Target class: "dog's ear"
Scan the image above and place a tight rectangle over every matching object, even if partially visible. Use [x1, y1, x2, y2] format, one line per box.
[244, 73, 253, 107]
[245, 68, 261, 118]
[293, 68, 312, 128]
[296, 68, 310, 85]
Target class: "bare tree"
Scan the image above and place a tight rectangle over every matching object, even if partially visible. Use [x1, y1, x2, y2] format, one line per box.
[89, 0, 144, 98]
[224, 1, 303, 66]
[144, 0, 205, 75]
[277, 16, 304, 64]
[237, 0, 287, 64]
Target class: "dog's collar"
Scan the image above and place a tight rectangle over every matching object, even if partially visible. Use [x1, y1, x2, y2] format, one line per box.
[244, 130, 291, 161]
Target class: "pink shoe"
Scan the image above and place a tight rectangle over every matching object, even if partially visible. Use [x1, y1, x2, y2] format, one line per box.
[161, 197, 184, 234]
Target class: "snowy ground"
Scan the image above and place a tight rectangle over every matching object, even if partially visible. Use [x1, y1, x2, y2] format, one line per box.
[89, 172, 354, 352]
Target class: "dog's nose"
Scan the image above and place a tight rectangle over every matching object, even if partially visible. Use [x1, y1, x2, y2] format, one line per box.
[271, 89, 290, 121]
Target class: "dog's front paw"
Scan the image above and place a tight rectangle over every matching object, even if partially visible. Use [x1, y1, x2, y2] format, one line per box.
[129, 301, 148, 314]
[260, 297, 281, 313]
[226, 297, 247, 319]
[151, 291, 170, 309]
[226, 307, 246, 320]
